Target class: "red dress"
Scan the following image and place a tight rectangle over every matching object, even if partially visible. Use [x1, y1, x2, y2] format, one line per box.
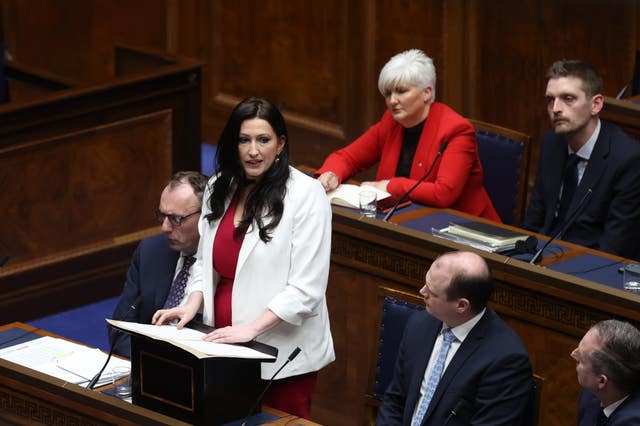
[212, 197, 317, 419]
[212, 197, 244, 328]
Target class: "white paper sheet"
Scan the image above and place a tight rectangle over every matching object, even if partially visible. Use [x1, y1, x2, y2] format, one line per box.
[0, 335, 130, 387]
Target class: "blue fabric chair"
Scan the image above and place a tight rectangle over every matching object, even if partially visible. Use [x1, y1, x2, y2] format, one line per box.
[373, 296, 424, 400]
[364, 295, 423, 425]
[469, 119, 531, 226]
[201, 143, 217, 176]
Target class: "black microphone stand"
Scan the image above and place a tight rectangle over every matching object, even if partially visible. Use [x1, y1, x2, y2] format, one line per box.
[530, 189, 593, 264]
[240, 347, 301, 426]
[87, 296, 141, 389]
[383, 140, 449, 222]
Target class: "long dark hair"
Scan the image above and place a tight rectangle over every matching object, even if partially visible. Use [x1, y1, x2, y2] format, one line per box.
[205, 97, 290, 242]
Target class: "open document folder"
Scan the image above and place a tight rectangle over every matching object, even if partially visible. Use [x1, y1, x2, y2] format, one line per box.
[0, 335, 129, 387]
[107, 319, 277, 361]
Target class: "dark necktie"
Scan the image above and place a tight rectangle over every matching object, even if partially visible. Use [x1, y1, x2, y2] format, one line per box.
[597, 408, 608, 426]
[163, 256, 196, 309]
[554, 154, 580, 231]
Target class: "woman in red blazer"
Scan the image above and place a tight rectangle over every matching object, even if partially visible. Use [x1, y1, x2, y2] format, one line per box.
[316, 49, 500, 221]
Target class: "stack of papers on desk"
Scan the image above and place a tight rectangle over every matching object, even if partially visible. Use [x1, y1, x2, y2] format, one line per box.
[433, 221, 529, 253]
[0, 335, 130, 387]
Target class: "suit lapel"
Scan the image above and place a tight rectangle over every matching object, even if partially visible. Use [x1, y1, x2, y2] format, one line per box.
[405, 321, 441, 419]
[154, 248, 180, 309]
[379, 121, 404, 178]
[543, 136, 568, 231]
[411, 103, 442, 180]
[568, 125, 610, 216]
[423, 310, 492, 423]
[236, 225, 260, 274]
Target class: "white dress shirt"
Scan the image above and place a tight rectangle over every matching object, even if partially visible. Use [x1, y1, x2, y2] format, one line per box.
[411, 309, 486, 422]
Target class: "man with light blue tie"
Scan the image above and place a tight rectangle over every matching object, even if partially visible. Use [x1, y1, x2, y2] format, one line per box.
[377, 251, 533, 425]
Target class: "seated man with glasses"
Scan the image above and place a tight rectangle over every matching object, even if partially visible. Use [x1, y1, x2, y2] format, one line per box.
[109, 171, 208, 357]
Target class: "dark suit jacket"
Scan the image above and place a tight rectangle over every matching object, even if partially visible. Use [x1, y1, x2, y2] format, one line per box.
[377, 309, 532, 425]
[579, 390, 640, 425]
[523, 121, 640, 260]
[109, 234, 179, 357]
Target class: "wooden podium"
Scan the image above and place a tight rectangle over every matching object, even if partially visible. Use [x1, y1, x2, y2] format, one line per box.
[125, 323, 278, 426]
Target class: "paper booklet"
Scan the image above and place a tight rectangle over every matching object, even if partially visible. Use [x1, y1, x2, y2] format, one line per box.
[327, 183, 391, 208]
[107, 319, 277, 361]
[432, 221, 529, 253]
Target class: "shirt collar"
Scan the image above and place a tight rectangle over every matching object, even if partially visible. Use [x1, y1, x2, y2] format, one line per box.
[446, 308, 486, 343]
[570, 118, 600, 160]
[603, 394, 629, 418]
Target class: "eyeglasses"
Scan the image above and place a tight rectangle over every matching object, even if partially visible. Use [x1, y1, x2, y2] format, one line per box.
[156, 210, 200, 226]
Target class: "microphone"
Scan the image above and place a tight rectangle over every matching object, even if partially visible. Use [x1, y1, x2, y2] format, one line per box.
[240, 347, 302, 426]
[514, 236, 538, 255]
[87, 342, 115, 389]
[383, 140, 449, 222]
[444, 399, 467, 425]
[616, 81, 630, 99]
[529, 188, 593, 265]
[87, 295, 141, 389]
[0, 256, 8, 267]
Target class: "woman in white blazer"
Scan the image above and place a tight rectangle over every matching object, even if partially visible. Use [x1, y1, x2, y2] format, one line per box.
[153, 97, 334, 419]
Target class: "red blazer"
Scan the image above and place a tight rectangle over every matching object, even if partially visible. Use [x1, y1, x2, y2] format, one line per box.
[316, 103, 500, 221]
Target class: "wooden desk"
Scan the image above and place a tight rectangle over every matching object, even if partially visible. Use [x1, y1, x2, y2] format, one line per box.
[0, 322, 320, 426]
[310, 205, 640, 426]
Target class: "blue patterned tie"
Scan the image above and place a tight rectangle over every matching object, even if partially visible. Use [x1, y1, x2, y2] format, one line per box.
[412, 328, 457, 426]
[163, 256, 196, 309]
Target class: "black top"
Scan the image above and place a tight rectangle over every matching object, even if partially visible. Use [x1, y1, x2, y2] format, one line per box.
[395, 120, 425, 178]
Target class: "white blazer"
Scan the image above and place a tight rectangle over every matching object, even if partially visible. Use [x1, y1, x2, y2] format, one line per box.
[189, 167, 335, 379]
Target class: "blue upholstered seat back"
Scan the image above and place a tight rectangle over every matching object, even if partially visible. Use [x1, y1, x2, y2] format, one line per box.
[373, 297, 424, 399]
[476, 130, 524, 225]
[201, 143, 218, 176]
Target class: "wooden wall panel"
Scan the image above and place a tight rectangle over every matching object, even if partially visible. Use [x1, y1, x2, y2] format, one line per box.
[0, 111, 172, 265]
[212, 1, 345, 125]
[373, 0, 445, 118]
[204, 0, 361, 169]
[2, 0, 168, 82]
[469, 0, 639, 175]
[3, 0, 639, 173]
[0, 47, 201, 323]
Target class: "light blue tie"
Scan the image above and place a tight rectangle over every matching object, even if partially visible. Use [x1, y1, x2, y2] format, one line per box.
[412, 328, 457, 426]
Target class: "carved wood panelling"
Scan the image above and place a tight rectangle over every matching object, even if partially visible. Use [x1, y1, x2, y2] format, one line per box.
[0, 386, 103, 425]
